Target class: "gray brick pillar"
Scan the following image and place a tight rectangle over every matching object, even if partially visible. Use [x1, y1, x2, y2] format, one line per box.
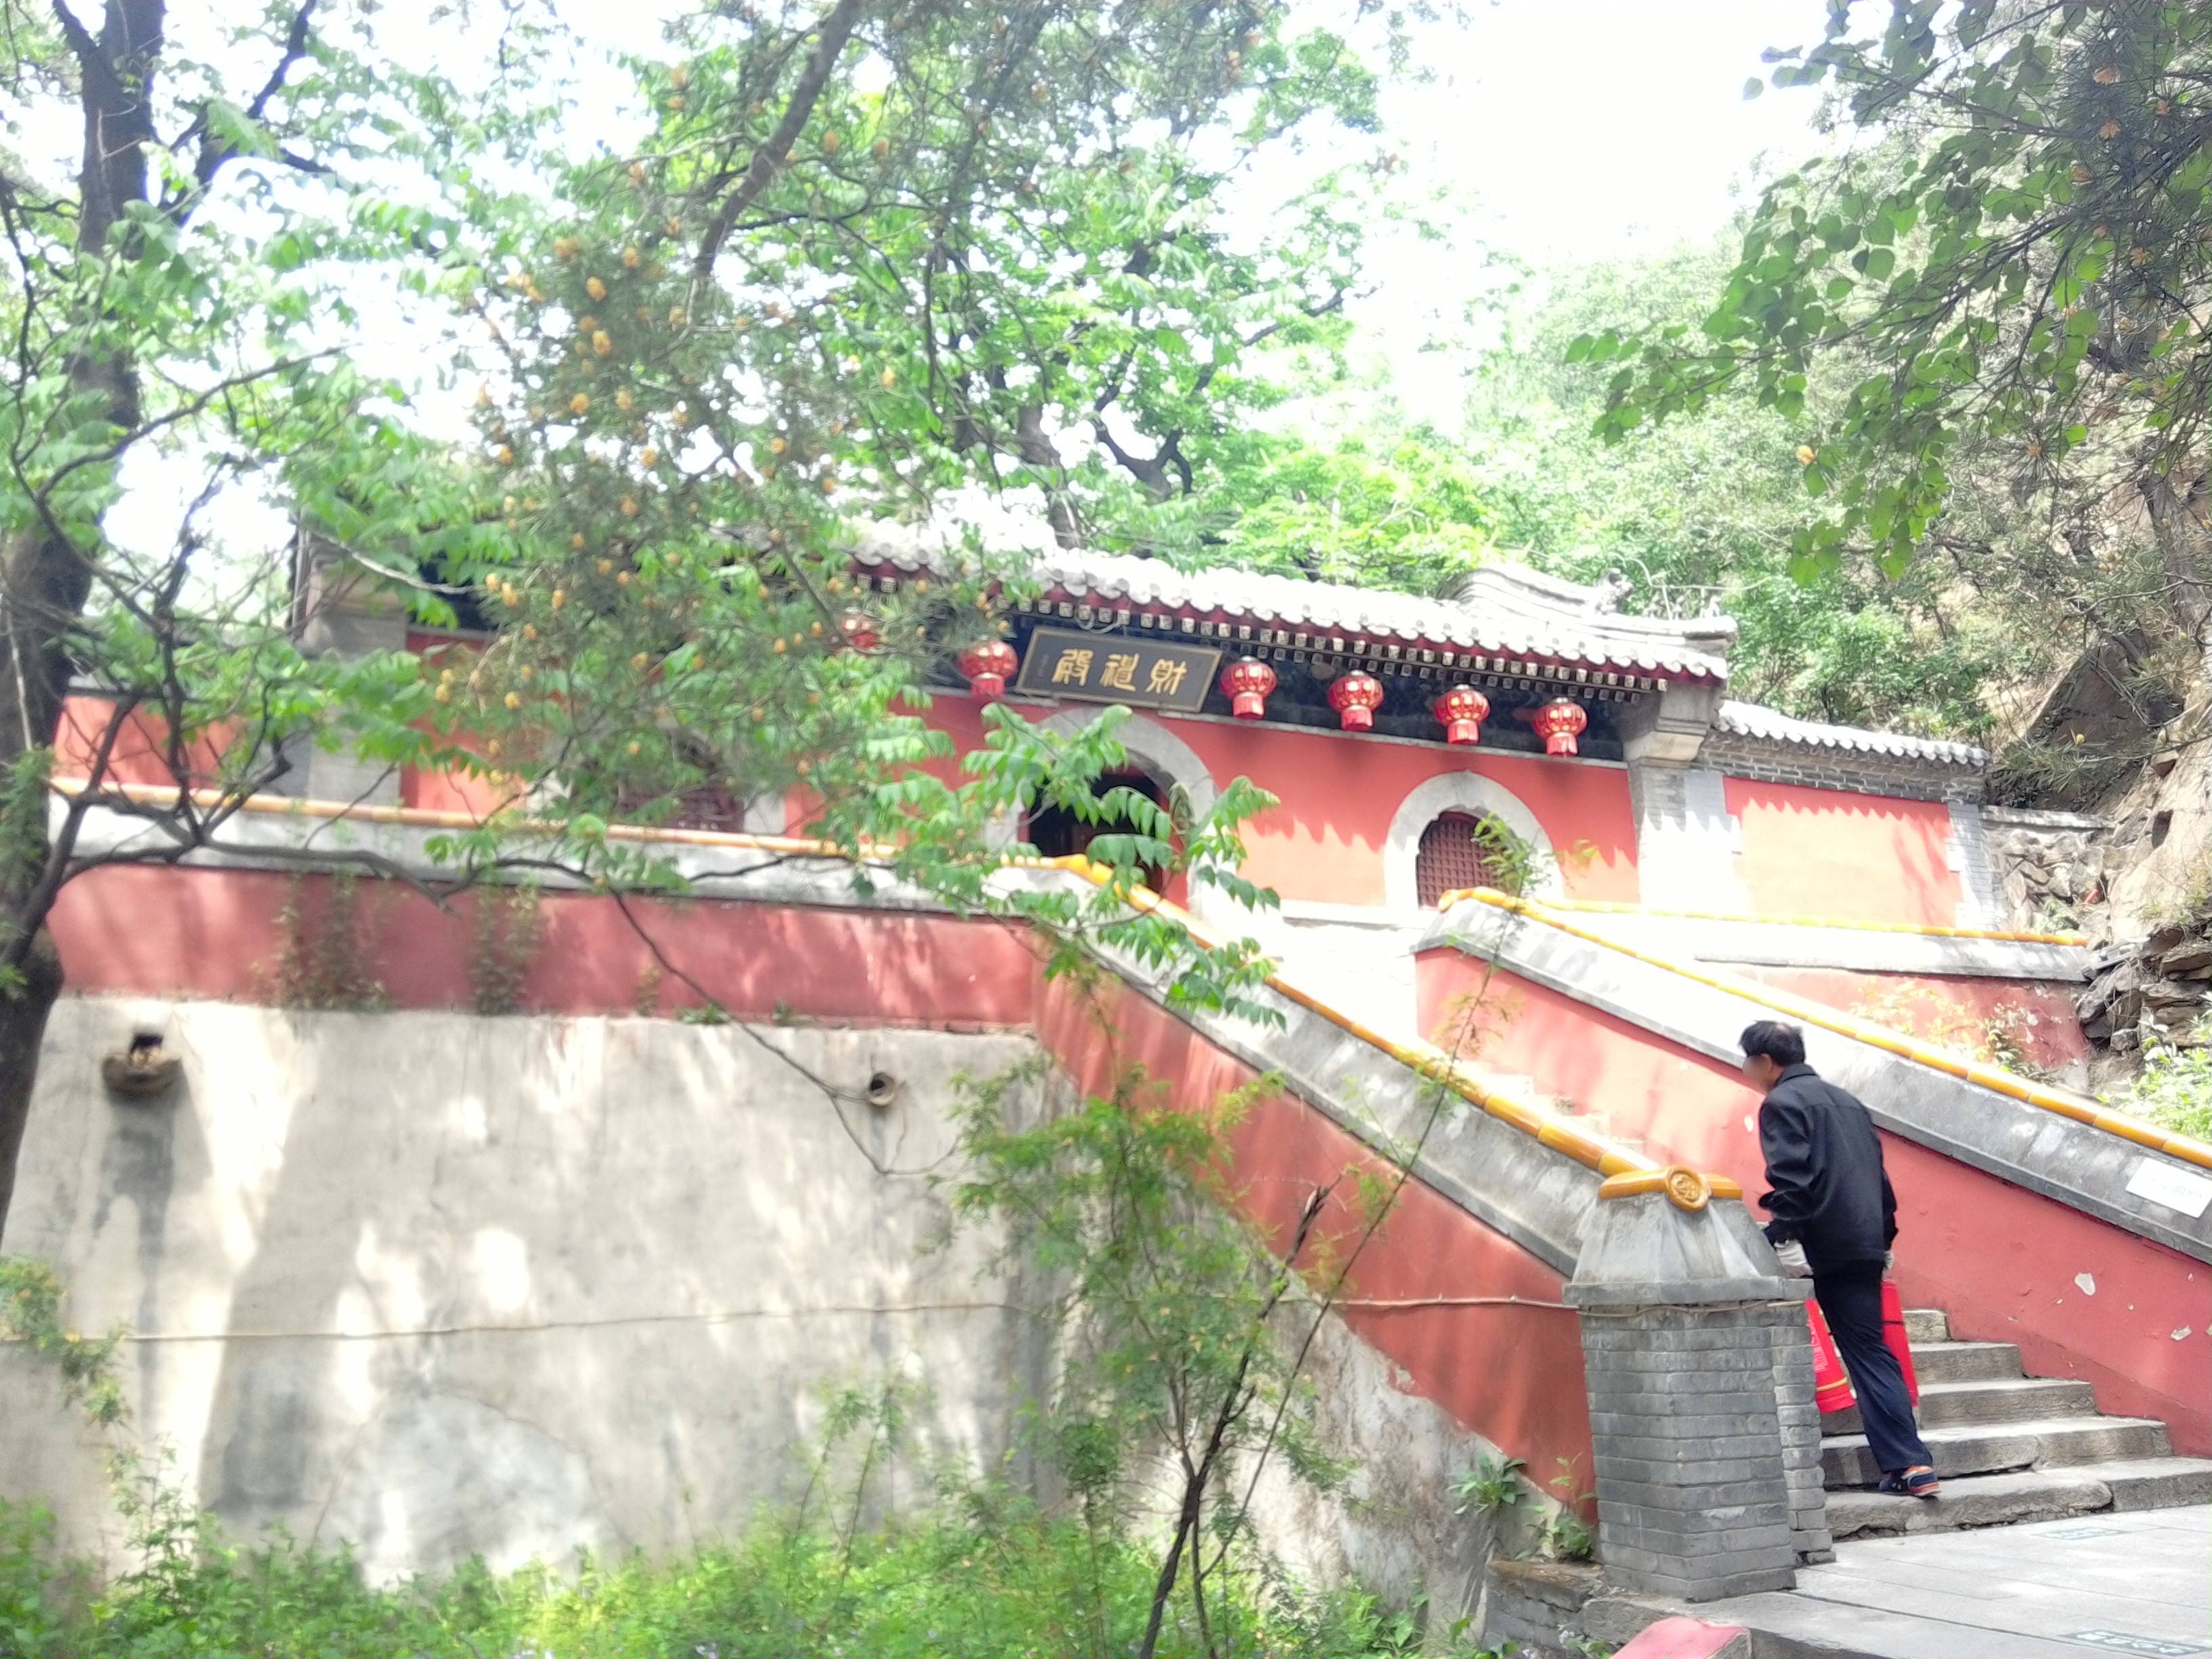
[1567, 1172, 1814, 1601]
[1768, 1310, 1835, 1564]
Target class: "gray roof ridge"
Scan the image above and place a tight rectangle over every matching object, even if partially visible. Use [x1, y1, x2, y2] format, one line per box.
[1713, 699, 1988, 769]
[850, 531, 1734, 681]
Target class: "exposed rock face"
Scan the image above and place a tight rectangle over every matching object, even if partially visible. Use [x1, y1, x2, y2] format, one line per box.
[1984, 811, 2114, 934]
[2076, 924, 2212, 1062]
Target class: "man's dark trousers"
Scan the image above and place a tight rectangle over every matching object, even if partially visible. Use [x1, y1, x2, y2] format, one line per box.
[1814, 1262, 1932, 1475]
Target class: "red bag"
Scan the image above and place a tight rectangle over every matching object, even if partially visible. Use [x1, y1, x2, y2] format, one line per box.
[1885, 1279, 1921, 1407]
[1807, 1281, 1920, 1413]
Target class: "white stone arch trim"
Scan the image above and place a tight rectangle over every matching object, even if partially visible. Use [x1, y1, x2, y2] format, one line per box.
[1384, 769, 1561, 911]
[980, 708, 1220, 846]
[991, 708, 1238, 929]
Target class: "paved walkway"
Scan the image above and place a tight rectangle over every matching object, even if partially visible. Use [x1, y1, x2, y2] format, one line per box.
[1695, 1507, 2211, 1659]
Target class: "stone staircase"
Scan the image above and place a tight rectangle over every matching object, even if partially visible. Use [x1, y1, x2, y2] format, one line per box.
[1820, 1304, 2212, 1538]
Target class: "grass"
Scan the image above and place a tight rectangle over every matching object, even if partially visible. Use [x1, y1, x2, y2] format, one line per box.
[0, 1487, 1473, 1659]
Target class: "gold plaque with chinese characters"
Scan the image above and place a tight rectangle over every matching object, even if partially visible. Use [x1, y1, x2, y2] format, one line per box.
[1012, 627, 1223, 714]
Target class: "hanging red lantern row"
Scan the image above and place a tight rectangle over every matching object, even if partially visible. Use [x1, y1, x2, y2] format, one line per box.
[1327, 670, 1384, 731]
[838, 611, 880, 653]
[1532, 697, 1589, 756]
[1432, 685, 1491, 746]
[1219, 657, 1277, 720]
[958, 640, 1019, 702]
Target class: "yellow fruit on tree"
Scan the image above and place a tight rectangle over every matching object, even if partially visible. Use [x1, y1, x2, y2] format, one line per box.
[587, 276, 608, 301]
[570, 393, 590, 415]
[623, 245, 641, 270]
[505, 692, 522, 710]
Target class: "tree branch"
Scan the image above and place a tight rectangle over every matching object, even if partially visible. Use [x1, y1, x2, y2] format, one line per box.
[692, 0, 866, 280]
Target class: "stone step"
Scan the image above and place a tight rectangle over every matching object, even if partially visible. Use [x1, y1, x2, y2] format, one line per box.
[1902, 1306, 1948, 1345]
[1905, 1338, 2024, 1385]
[1824, 1456, 2212, 1539]
[1819, 1375, 2097, 1436]
[1822, 1413, 2172, 1487]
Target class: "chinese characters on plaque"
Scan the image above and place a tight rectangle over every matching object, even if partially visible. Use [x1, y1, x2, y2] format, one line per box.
[1013, 626, 1224, 714]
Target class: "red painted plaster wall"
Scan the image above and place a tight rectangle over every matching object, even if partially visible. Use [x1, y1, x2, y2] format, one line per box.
[1036, 970, 1594, 1494]
[920, 700, 1642, 909]
[1732, 966, 2089, 1073]
[56, 695, 232, 788]
[1724, 778, 1963, 927]
[49, 864, 1040, 1030]
[1416, 944, 2212, 1454]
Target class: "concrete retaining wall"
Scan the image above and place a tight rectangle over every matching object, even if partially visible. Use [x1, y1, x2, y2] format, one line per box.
[3, 1000, 1054, 1578]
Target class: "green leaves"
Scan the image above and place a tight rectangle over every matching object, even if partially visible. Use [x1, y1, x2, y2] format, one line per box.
[1589, 0, 2212, 640]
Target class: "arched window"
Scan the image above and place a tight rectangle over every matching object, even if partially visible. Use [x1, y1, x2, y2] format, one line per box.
[1414, 812, 1504, 907]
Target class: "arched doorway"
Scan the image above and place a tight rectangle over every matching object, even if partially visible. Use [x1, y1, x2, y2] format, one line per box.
[1414, 811, 1509, 907]
[1383, 771, 1559, 911]
[1025, 769, 1172, 893]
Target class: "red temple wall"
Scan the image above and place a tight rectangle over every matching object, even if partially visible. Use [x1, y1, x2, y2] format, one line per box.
[1729, 966, 2089, 1073]
[58, 691, 2009, 932]
[1415, 946, 2212, 1454]
[1034, 970, 1593, 1498]
[917, 698, 1643, 909]
[1723, 778, 1964, 928]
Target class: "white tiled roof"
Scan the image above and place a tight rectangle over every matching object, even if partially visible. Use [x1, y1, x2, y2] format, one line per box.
[852, 534, 1736, 682]
[1715, 701, 1987, 769]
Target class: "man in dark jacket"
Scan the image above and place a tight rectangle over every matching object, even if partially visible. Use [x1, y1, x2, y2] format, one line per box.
[1741, 1020, 1940, 1499]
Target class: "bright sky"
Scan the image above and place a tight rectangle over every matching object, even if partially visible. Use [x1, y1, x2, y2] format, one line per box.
[37, 0, 1839, 556]
[1331, 0, 1835, 422]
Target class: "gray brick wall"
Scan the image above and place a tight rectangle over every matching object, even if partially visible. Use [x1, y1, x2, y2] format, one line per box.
[1766, 1311, 1835, 1563]
[1578, 1302, 1806, 1601]
[1698, 733, 1984, 804]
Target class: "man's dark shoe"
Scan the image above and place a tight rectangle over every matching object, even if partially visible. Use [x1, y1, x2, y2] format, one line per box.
[1877, 1466, 1941, 1498]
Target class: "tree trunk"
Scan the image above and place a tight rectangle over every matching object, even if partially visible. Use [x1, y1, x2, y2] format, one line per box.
[0, 0, 166, 1242]
[0, 929, 64, 1249]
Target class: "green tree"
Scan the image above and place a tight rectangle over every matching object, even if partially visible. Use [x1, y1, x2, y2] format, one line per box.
[0, 0, 488, 1238]
[0, 0, 1410, 1242]
[1470, 244, 2015, 735]
[1155, 424, 1496, 590]
[1592, 1, 2212, 657]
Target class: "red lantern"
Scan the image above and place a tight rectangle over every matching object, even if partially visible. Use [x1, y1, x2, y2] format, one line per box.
[1327, 670, 1384, 732]
[1220, 657, 1277, 720]
[839, 611, 880, 653]
[1533, 697, 1589, 756]
[1433, 685, 1491, 746]
[958, 640, 1019, 701]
